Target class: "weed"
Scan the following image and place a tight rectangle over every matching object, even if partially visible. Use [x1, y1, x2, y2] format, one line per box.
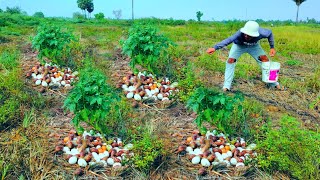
[22, 108, 36, 128]
[177, 61, 202, 102]
[285, 59, 303, 66]
[130, 125, 164, 172]
[257, 115, 320, 179]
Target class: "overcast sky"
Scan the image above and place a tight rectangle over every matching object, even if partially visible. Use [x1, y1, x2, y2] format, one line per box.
[0, 0, 319, 21]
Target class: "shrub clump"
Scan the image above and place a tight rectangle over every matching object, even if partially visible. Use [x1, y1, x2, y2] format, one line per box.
[257, 115, 320, 180]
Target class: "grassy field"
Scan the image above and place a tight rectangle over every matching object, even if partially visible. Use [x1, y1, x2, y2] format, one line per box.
[0, 13, 319, 179]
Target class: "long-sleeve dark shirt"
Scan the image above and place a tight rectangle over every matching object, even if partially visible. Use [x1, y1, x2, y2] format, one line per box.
[213, 28, 274, 50]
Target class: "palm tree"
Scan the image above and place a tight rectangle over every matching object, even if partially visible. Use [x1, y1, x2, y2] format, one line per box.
[292, 0, 307, 23]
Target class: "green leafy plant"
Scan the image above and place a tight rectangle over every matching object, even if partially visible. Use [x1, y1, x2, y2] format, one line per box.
[186, 87, 243, 135]
[31, 23, 77, 67]
[258, 115, 320, 179]
[63, 67, 120, 135]
[120, 24, 175, 75]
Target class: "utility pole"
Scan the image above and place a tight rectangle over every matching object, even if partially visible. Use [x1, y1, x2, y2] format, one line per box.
[132, 0, 134, 20]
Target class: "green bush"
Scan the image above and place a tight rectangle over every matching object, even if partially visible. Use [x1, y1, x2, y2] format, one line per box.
[31, 23, 77, 67]
[94, 12, 104, 20]
[121, 23, 175, 75]
[258, 115, 320, 179]
[63, 66, 122, 136]
[186, 87, 243, 135]
[73, 12, 85, 20]
[33, 12, 44, 18]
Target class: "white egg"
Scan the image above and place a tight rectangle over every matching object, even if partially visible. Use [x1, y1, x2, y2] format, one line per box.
[70, 148, 79, 155]
[122, 84, 128, 90]
[103, 151, 110, 158]
[36, 74, 43, 79]
[191, 156, 201, 164]
[157, 93, 163, 100]
[246, 143, 257, 150]
[230, 158, 237, 166]
[63, 146, 70, 152]
[124, 143, 133, 150]
[126, 92, 134, 99]
[68, 156, 77, 164]
[128, 86, 136, 92]
[35, 80, 41, 85]
[107, 158, 114, 166]
[193, 148, 202, 155]
[78, 158, 87, 167]
[112, 163, 121, 168]
[226, 151, 233, 157]
[134, 94, 141, 101]
[60, 81, 66, 86]
[162, 97, 169, 101]
[186, 146, 193, 153]
[236, 162, 245, 168]
[201, 158, 211, 167]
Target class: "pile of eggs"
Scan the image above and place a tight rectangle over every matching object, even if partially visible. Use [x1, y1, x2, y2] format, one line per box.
[54, 130, 133, 171]
[117, 72, 179, 102]
[177, 130, 257, 168]
[26, 63, 78, 90]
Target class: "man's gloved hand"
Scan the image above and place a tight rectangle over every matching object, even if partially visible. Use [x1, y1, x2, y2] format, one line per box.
[206, 47, 215, 55]
[269, 48, 276, 57]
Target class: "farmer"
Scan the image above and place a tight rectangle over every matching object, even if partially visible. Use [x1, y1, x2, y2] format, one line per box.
[207, 20, 285, 91]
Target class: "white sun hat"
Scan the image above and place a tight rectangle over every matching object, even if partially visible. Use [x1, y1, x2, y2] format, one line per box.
[240, 21, 260, 37]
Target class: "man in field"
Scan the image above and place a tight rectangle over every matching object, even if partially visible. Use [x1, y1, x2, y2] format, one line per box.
[206, 20, 285, 92]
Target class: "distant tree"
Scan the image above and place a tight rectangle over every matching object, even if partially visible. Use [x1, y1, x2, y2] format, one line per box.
[0, 8, 3, 13]
[196, 11, 203, 21]
[94, 12, 104, 20]
[77, 0, 92, 18]
[292, 0, 307, 23]
[73, 12, 85, 19]
[6, 6, 22, 14]
[87, 2, 94, 18]
[113, 9, 122, 19]
[33, 12, 45, 18]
